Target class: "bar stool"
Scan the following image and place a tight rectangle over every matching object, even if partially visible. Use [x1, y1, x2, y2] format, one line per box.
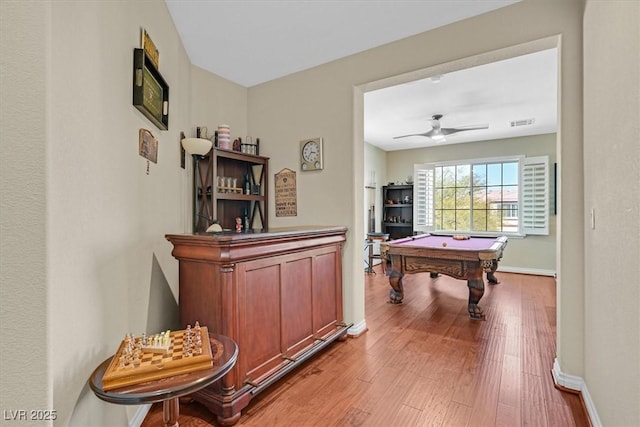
[365, 232, 389, 274]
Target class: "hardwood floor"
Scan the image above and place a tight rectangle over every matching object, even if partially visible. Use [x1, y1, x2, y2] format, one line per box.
[142, 267, 589, 427]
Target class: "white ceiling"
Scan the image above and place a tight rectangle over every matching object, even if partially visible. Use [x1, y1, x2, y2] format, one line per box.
[165, 0, 519, 87]
[165, 1, 557, 151]
[365, 48, 558, 151]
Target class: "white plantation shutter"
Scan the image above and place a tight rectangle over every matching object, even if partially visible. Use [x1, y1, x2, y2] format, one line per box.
[414, 163, 435, 234]
[521, 156, 549, 235]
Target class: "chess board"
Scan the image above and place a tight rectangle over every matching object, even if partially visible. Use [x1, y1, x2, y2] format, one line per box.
[102, 326, 215, 391]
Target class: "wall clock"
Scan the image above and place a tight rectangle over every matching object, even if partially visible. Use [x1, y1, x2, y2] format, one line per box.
[300, 137, 323, 171]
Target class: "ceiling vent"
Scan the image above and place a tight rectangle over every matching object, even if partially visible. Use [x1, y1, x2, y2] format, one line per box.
[510, 118, 536, 127]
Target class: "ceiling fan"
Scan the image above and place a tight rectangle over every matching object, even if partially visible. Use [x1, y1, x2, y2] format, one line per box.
[393, 114, 489, 142]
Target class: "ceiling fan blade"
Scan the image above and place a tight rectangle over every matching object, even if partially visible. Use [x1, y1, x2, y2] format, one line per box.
[440, 124, 489, 135]
[393, 131, 434, 139]
[393, 115, 488, 141]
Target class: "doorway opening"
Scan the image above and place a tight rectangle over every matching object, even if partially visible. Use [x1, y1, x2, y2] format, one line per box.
[357, 36, 560, 323]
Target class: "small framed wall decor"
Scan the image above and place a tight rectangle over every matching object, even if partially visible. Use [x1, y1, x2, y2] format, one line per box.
[300, 137, 323, 171]
[139, 128, 158, 175]
[141, 29, 159, 69]
[275, 168, 297, 217]
[133, 48, 169, 130]
[139, 128, 158, 163]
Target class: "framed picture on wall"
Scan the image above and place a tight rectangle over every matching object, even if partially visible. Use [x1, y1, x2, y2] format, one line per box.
[133, 48, 169, 130]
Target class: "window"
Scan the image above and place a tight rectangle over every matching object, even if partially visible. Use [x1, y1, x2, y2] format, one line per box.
[414, 156, 549, 236]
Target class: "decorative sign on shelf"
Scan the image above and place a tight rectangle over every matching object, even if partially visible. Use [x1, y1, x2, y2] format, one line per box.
[275, 168, 297, 217]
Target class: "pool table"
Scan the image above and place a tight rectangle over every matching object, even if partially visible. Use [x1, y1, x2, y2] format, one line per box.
[381, 234, 508, 320]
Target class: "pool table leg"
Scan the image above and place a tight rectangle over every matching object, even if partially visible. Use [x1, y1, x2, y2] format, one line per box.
[388, 270, 404, 304]
[483, 259, 500, 284]
[467, 278, 486, 320]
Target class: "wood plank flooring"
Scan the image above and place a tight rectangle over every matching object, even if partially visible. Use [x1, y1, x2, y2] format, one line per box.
[142, 268, 589, 427]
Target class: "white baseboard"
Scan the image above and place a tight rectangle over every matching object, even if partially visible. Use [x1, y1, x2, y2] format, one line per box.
[552, 358, 583, 390]
[347, 319, 367, 337]
[552, 358, 602, 427]
[497, 265, 556, 277]
[130, 404, 151, 427]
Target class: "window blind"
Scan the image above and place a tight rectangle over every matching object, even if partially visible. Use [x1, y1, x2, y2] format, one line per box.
[413, 163, 434, 234]
[521, 156, 549, 235]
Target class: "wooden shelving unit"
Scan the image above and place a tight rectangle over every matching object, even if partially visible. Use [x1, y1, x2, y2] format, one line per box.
[195, 148, 269, 233]
[382, 184, 414, 239]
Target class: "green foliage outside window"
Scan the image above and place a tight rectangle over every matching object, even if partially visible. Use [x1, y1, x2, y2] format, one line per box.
[434, 161, 519, 233]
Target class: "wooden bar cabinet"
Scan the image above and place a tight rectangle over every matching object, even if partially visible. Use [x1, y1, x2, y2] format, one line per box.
[165, 226, 349, 425]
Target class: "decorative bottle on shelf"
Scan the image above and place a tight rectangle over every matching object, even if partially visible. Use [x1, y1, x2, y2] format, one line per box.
[244, 173, 251, 195]
[243, 208, 250, 231]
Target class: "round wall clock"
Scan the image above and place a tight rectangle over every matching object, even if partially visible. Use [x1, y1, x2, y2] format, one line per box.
[300, 137, 323, 171]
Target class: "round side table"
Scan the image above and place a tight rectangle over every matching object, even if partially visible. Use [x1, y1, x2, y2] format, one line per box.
[89, 333, 237, 427]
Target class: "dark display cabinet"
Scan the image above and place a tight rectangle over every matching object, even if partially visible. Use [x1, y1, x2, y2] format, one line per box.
[382, 184, 414, 239]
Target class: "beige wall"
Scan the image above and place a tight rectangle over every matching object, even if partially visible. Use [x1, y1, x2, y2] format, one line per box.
[364, 142, 387, 236]
[191, 65, 248, 145]
[1, 1, 246, 425]
[7, 1, 639, 426]
[584, 1, 640, 425]
[0, 1, 49, 422]
[47, 2, 190, 423]
[386, 134, 557, 273]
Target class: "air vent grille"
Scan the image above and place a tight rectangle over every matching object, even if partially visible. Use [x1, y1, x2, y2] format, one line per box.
[510, 118, 536, 127]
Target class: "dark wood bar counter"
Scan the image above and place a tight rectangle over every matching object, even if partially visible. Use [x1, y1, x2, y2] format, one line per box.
[165, 226, 349, 425]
